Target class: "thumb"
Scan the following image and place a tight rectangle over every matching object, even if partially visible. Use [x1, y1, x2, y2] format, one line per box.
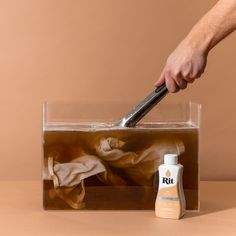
[154, 69, 165, 87]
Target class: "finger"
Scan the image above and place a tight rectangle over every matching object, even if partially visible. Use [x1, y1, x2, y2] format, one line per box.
[175, 75, 188, 89]
[190, 65, 205, 80]
[185, 78, 195, 83]
[195, 70, 204, 79]
[154, 69, 165, 87]
[165, 73, 179, 93]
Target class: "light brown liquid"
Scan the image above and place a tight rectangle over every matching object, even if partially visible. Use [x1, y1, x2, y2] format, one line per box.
[43, 123, 199, 210]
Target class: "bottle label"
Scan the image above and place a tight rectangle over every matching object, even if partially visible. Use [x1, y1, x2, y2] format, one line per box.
[159, 197, 178, 201]
[155, 167, 183, 219]
[159, 169, 177, 188]
[162, 177, 174, 184]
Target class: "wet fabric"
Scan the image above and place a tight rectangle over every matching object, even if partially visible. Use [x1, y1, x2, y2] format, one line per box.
[44, 137, 185, 209]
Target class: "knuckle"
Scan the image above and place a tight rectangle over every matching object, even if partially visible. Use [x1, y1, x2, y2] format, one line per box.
[172, 70, 180, 77]
[165, 67, 172, 76]
[182, 70, 190, 78]
[165, 66, 179, 78]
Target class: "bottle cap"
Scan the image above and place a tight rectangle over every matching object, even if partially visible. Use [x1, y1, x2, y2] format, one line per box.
[164, 154, 178, 165]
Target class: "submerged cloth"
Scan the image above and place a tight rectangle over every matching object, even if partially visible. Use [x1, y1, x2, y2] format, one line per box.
[95, 137, 185, 185]
[44, 137, 185, 209]
[45, 154, 126, 209]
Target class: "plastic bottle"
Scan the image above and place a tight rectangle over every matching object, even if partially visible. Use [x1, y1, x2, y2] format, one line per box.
[155, 153, 185, 219]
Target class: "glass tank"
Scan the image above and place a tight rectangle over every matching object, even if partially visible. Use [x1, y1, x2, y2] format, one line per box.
[42, 102, 201, 211]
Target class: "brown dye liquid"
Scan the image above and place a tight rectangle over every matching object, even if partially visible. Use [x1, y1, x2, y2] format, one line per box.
[43, 123, 199, 210]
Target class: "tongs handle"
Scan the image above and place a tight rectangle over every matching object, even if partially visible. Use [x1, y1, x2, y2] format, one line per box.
[116, 84, 168, 127]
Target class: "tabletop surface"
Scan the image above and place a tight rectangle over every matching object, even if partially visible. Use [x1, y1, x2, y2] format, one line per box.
[0, 181, 235, 236]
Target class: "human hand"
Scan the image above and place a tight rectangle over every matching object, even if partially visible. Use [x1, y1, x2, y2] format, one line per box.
[155, 39, 208, 92]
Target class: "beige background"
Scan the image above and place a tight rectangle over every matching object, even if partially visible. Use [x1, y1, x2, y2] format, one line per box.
[0, 0, 235, 180]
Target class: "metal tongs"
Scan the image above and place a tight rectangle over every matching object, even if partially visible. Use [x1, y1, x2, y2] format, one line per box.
[115, 84, 168, 127]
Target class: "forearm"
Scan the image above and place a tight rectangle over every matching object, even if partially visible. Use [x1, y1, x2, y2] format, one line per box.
[155, 0, 236, 92]
[184, 0, 236, 54]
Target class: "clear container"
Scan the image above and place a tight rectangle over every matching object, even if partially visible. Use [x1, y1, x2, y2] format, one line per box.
[42, 102, 201, 211]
